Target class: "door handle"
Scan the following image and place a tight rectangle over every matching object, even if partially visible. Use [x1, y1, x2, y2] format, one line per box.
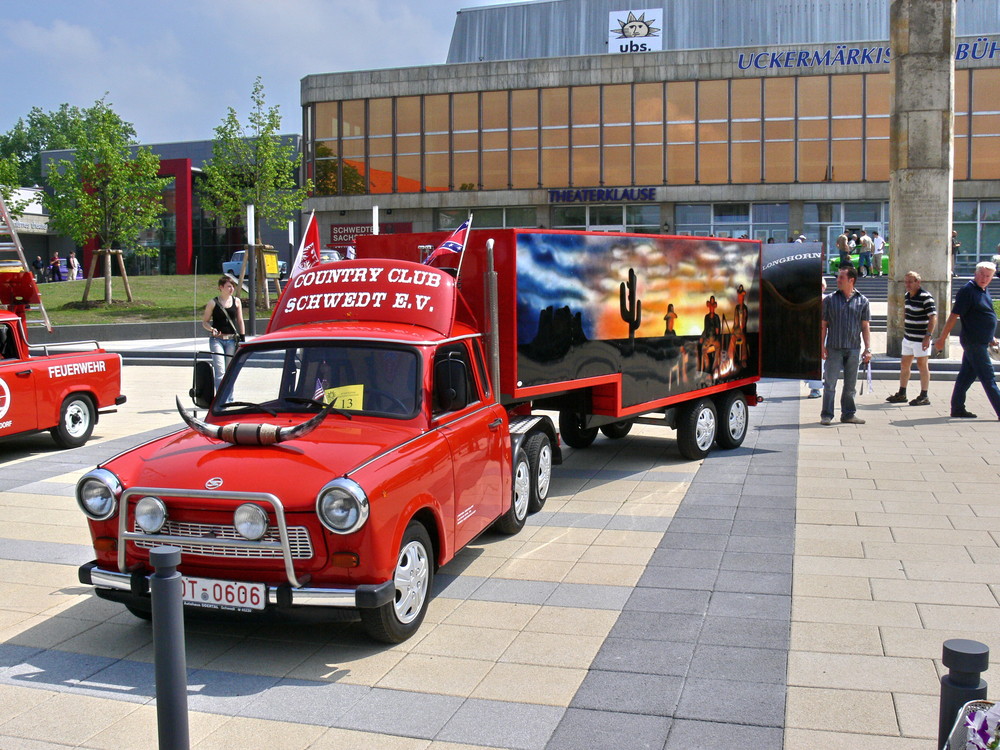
[16, 370, 31, 377]
[488, 418, 503, 430]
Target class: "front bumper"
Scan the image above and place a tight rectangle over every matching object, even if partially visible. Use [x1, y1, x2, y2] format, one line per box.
[78, 560, 395, 611]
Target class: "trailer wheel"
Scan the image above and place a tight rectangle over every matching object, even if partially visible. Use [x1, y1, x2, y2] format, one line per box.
[525, 432, 552, 512]
[360, 521, 433, 643]
[600, 420, 634, 440]
[715, 391, 748, 450]
[51, 393, 95, 449]
[558, 411, 598, 449]
[677, 398, 717, 460]
[494, 447, 530, 534]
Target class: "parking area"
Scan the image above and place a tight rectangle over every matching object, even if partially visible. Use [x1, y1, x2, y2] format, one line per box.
[2, 360, 999, 748]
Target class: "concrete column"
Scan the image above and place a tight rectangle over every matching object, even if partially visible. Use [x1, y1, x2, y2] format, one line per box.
[887, 0, 956, 357]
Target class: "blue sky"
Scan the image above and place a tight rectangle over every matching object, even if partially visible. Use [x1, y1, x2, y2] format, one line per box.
[0, 0, 511, 144]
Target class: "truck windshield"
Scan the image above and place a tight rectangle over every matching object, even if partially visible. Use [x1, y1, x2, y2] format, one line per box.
[216, 343, 420, 419]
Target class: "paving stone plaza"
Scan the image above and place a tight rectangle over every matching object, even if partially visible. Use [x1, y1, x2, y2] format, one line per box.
[1, 329, 999, 748]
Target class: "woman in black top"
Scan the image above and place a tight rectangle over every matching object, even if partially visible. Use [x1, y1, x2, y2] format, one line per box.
[201, 276, 246, 389]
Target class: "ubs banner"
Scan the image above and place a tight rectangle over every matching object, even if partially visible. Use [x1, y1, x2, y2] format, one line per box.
[761, 243, 822, 380]
[608, 9, 662, 54]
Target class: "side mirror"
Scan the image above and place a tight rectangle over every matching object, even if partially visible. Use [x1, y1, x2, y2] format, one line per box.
[434, 357, 468, 412]
[189, 361, 215, 409]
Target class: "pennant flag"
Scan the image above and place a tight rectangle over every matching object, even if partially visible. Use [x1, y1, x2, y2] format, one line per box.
[423, 218, 471, 265]
[345, 245, 356, 260]
[290, 211, 321, 278]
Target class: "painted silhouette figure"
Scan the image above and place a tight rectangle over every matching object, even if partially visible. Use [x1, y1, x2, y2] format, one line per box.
[731, 284, 749, 369]
[700, 295, 722, 376]
[663, 303, 678, 336]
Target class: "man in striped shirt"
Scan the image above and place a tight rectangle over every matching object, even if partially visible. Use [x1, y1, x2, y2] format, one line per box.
[886, 271, 937, 406]
[820, 265, 872, 425]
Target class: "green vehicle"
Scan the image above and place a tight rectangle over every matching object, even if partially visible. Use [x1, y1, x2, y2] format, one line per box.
[828, 247, 889, 275]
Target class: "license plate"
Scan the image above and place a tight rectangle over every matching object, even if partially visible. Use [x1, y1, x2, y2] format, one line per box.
[180, 576, 267, 611]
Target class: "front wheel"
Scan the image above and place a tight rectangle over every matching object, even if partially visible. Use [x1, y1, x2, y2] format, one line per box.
[360, 522, 433, 643]
[715, 391, 748, 450]
[676, 398, 717, 460]
[51, 394, 95, 449]
[525, 432, 553, 513]
[494, 447, 530, 534]
[559, 411, 598, 449]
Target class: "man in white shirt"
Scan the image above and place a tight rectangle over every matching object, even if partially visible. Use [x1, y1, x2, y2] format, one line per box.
[872, 231, 885, 277]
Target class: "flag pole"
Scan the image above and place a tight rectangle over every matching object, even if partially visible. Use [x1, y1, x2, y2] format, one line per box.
[455, 212, 473, 280]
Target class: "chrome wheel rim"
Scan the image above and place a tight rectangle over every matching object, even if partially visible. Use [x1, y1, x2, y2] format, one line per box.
[65, 401, 90, 438]
[728, 400, 747, 440]
[695, 408, 716, 451]
[513, 457, 530, 520]
[535, 443, 552, 500]
[393, 540, 429, 624]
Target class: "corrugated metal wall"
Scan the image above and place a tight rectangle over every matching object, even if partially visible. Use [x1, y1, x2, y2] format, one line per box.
[447, 0, 1000, 63]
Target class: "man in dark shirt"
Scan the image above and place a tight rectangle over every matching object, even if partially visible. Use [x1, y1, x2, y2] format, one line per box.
[820, 265, 872, 425]
[935, 261, 1000, 419]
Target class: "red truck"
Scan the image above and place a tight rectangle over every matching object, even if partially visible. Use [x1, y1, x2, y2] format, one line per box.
[0, 310, 125, 448]
[75, 230, 773, 642]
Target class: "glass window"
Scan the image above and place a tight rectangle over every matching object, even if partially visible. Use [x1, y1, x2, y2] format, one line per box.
[506, 207, 538, 227]
[953, 201, 978, 222]
[511, 89, 539, 189]
[675, 204, 712, 224]
[752, 204, 789, 223]
[626, 205, 660, 227]
[591, 205, 624, 225]
[542, 88, 569, 186]
[552, 205, 587, 227]
[715, 204, 750, 224]
[315, 102, 339, 140]
[667, 144, 695, 184]
[369, 99, 392, 137]
[844, 203, 881, 223]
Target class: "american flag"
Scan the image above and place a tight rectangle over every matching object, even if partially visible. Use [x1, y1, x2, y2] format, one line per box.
[423, 218, 471, 265]
[314, 378, 326, 402]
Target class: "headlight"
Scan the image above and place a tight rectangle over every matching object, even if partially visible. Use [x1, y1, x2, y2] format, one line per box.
[135, 497, 167, 533]
[76, 469, 122, 521]
[316, 478, 369, 534]
[234, 503, 269, 541]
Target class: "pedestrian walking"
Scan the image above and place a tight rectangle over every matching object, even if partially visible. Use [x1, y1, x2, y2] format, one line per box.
[886, 271, 937, 406]
[49, 254, 63, 282]
[820, 265, 872, 425]
[201, 276, 246, 390]
[858, 230, 874, 277]
[66, 251, 79, 281]
[31, 255, 44, 283]
[934, 261, 1000, 419]
[872, 231, 885, 276]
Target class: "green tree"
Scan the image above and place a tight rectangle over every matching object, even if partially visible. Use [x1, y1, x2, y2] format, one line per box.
[0, 156, 32, 217]
[0, 102, 135, 187]
[199, 76, 312, 244]
[45, 99, 164, 303]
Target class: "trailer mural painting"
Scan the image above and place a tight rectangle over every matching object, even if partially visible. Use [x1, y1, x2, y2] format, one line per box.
[515, 232, 760, 408]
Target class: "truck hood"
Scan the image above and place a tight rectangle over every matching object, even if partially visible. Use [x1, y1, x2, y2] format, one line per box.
[103, 419, 418, 505]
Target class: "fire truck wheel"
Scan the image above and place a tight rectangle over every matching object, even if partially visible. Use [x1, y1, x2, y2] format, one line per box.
[51, 393, 96, 449]
[361, 521, 433, 643]
[495, 447, 530, 534]
[525, 432, 552, 512]
[677, 398, 717, 460]
[600, 420, 634, 440]
[715, 391, 748, 450]
[558, 411, 598, 449]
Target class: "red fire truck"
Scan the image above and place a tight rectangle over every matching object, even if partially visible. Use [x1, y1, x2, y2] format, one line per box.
[76, 230, 777, 642]
[0, 310, 125, 448]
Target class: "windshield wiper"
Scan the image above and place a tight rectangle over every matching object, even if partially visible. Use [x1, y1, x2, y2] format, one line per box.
[217, 401, 278, 416]
[285, 396, 354, 420]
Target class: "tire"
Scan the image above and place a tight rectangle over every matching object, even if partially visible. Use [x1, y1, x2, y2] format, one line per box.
[525, 432, 553, 513]
[600, 420, 634, 440]
[124, 603, 153, 621]
[360, 521, 433, 643]
[494, 447, 530, 534]
[51, 393, 96, 449]
[558, 410, 598, 449]
[676, 398, 717, 460]
[715, 391, 748, 450]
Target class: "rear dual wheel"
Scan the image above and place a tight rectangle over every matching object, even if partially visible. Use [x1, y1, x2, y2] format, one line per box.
[525, 432, 552, 513]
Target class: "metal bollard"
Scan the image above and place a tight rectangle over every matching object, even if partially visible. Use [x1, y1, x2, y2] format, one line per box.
[150, 546, 190, 750]
[939, 638, 989, 750]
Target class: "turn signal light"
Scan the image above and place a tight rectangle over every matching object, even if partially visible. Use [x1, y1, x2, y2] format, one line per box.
[95, 537, 118, 552]
[330, 552, 360, 568]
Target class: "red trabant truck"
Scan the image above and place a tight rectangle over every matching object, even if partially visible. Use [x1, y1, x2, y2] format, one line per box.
[76, 230, 766, 642]
[0, 310, 125, 448]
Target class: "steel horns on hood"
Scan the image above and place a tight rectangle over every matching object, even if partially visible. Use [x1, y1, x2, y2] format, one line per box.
[175, 396, 331, 445]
